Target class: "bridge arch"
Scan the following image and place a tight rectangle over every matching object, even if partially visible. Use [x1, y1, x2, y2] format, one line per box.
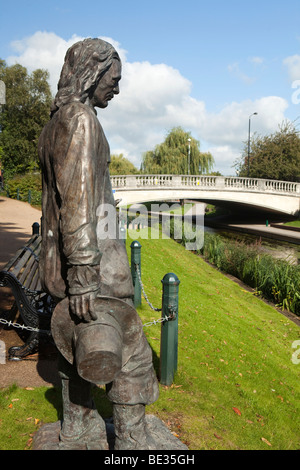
[111, 175, 300, 216]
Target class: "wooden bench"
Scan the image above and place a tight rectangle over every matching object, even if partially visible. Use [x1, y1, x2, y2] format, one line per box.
[0, 225, 55, 360]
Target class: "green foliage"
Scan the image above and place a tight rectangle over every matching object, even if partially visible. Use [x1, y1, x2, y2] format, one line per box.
[109, 153, 139, 175]
[141, 127, 214, 175]
[4, 172, 42, 207]
[0, 60, 52, 177]
[236, 121, 300, 181]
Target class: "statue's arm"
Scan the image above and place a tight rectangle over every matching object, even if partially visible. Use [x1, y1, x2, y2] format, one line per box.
[55, 109, 101, 321]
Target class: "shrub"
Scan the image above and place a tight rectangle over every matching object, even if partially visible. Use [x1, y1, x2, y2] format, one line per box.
[4, 173, 42, 207]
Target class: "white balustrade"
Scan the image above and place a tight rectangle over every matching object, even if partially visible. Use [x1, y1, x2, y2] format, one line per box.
[111, 175, 300, 195]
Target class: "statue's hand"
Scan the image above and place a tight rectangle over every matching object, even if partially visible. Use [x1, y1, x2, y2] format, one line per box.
[67, 265, 100, 322]
[69, 290, 98, 322]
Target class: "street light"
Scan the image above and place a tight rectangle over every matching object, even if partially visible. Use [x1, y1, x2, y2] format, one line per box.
[187, 138, 191, 175]
[247, 112, 258, 177]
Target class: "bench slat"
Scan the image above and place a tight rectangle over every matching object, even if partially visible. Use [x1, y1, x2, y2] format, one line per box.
[9, 236, 41, 277]
[18, 255, 38, 287]
[3, 235, 40, 272]
[28, 266, 40, 292]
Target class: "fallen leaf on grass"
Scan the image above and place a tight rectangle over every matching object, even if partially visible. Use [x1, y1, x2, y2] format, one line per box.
[214, 433, 222, 439]
[232, 407, 242, 416]
[261, 437, 272, 447]
[24, 438, 33, 449]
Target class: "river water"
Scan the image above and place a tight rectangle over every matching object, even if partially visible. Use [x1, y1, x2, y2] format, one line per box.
[126, 202, 300, 264]
[205, 225, 300, 264]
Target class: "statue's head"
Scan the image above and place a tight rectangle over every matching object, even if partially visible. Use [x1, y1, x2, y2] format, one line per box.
[51, 38, 121, 114]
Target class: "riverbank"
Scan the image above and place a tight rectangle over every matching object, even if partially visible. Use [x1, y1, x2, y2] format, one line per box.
[204, 215, 300, 245]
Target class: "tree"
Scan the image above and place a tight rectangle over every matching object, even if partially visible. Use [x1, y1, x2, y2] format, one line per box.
[0, 60, 52, 178]
[236, 121, 300, 182]
[109, 154, 139, 175]
[141, 127, 214, 175]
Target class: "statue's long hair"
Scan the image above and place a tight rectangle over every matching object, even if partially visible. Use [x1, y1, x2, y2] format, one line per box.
[51, 38, 120, 116]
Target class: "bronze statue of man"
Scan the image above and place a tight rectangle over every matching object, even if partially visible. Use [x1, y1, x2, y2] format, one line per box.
[38, 38, 159, 450]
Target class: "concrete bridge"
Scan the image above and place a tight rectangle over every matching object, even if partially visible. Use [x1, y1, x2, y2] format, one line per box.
[111, 175, 300, 216]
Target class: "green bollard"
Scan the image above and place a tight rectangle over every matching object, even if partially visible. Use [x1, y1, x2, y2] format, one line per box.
[17, 188, 20, 200]
[160, 273, 180, 386]
[28, 190, 31, 204]
[130, 240, 142, 307]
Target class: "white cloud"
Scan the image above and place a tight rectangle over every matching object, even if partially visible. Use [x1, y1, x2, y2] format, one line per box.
[249, 56, 264, 65]
[5, 32, 290, 175]
[7, 31, 85, 93]
[283, 54, 300, 83]
[206, 145, 239, 176]
[201, 96, 288, 148]
[227, 62, 255, 85]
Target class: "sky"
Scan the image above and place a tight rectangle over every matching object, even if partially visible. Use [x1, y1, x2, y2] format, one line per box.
[1, 0, 300, 175]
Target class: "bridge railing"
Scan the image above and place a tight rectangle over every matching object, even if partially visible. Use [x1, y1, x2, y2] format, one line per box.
[111, 175, 300, 195]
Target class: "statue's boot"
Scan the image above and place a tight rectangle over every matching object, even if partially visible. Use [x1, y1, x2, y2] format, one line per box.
[113, 404, 157, 450]
[58, 358, 108, 450]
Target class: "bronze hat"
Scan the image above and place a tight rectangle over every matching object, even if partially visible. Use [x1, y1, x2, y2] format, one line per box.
[51, 295, 143, 385]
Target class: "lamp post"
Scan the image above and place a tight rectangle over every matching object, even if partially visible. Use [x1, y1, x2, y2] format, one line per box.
[187, 138, 191, 175]
[247, 112, 257, 177]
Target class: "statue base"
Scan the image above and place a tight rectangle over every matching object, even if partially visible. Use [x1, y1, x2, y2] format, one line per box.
[33, 415, 188, 450]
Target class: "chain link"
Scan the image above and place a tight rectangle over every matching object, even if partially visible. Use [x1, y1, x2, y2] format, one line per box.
[134, 263, 176, 327]
[0, 312, 172, 337]
[143, 314, 174, 328]
[135, 264, 162, 312]
[0, 317, 51, 335]
[0, 267, 167, 335]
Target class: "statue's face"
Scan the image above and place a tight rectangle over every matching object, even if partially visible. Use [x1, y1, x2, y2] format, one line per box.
[91, 59, 121, 108]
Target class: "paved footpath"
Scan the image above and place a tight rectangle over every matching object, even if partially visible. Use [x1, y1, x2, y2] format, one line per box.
[0, 197, 60, 388]
[0, 196, 42, 270]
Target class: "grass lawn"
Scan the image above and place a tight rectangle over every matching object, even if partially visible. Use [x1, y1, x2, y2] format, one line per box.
[127, 228, 300, 450]
[284, 220, 300, 228]
[0, 229, 299, 450]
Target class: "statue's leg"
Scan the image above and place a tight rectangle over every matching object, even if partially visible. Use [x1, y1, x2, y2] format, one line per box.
[106, 319, 160, 450]
[58, 353, 108, 450]
[113, 403, 157, 450]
